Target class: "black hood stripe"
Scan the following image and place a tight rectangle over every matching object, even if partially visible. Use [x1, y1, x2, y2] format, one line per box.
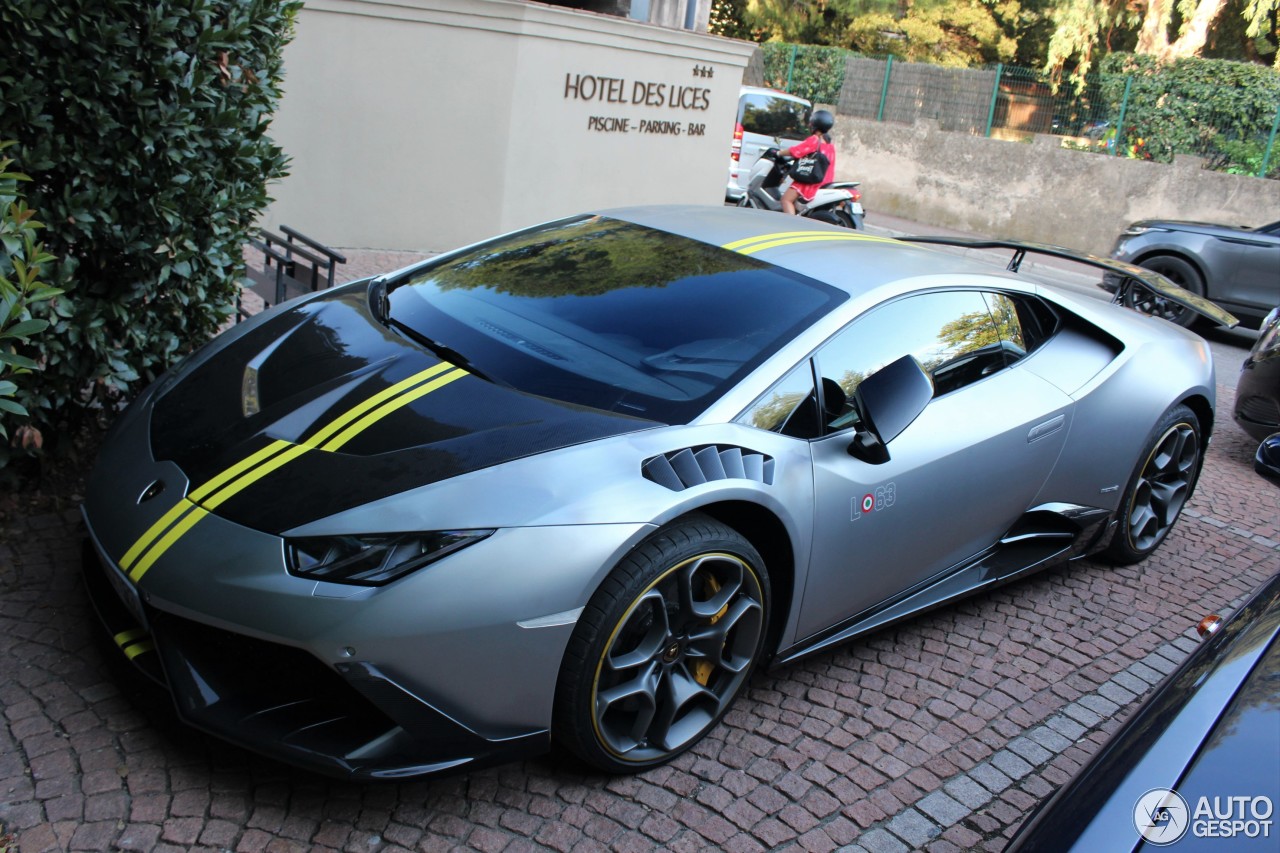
[121, 361, 466, 583]
[320, 367, 467, 452]
[122, 498, 209, 582]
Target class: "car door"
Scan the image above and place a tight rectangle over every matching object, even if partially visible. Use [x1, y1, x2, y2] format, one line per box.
[1216, 222, 1280, 312]
[794, 291, 1075, 641]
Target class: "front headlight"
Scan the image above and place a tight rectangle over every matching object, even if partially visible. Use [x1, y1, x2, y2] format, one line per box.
[1122, 225, 1168, 237]
[1252, 306, 1280, 359]
[286, 530, 494, 586]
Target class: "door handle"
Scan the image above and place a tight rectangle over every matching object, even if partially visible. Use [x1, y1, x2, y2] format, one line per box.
[1028, 415, 1065, 443]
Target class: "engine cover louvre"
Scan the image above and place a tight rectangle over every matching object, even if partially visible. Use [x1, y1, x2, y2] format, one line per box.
[642, 445, 775, 491]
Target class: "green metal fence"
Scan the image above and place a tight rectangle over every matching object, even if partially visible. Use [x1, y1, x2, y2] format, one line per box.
[761, 43, 1280, 179]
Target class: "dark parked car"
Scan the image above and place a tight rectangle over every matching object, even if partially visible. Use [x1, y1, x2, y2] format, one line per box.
[1235, 305, 1280, 442]
[1256, 434, 1280, 484]
[1103, 219, 1280, 328]
[1008, 571, 1280, 851]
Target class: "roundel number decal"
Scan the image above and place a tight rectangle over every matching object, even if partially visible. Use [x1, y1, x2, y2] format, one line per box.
[852, 483, 896, 520]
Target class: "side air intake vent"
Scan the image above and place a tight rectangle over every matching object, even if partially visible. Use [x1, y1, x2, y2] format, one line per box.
[642, 445, 775, 491]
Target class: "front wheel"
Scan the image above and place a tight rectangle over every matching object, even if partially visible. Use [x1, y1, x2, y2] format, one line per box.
[1105, 404, 1201, 564]
[554, 515, 769, 772]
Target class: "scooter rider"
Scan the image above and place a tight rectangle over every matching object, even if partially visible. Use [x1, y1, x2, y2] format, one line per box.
[780, 110, 837, 216]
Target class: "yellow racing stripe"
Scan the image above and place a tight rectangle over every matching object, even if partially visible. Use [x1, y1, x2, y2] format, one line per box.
[123, 640, 155, 660]
[728, 232, 900, 255]
[722, 230, 832, 251]
[198, 443, 313, 510]
[118, 498, 198, 571]
[129, 502, 209, 582]
[113, 628, 147, 647]
[321, 368, 468, 452]
[304, 361, 456, 448]
[113, 628, 154, 659]
[118, 360, 468, 583]
[189, 439, 295, 503]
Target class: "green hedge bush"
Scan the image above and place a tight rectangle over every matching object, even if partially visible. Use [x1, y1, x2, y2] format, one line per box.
[0, 0, 302, 462]
[1100, 54, 1280, 176]
[0, 142, 59, 453]
[762, 42, 848, 105]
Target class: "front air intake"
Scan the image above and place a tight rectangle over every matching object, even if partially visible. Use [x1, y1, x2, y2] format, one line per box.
[642, 445, 775, 491]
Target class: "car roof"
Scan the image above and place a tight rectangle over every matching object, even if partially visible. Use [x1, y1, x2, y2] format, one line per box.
[739, 85, 810, 105]
[598, 205, 1014, 298]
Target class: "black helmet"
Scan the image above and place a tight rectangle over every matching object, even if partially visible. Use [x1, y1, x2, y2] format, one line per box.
[809, 109, 834, 133]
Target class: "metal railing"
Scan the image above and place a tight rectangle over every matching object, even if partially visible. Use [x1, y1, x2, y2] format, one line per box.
[761, 43, 1280, 179]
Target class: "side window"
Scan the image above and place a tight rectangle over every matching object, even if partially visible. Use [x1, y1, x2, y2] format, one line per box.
[737, 362, 821, 438]
[1006, 292, 1059, 353]
[814, 291, 1005, 432]
[983, 292, 1027, 364]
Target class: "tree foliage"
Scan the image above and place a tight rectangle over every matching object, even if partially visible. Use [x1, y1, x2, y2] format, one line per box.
[0, 142, 60, 453]
[1047, 0, 1278, 81]
[740, 0, 1276, 74]
[744, 0, 1062, 67]
[0, 0, 302, 464]
[846, 0, 1021, 66]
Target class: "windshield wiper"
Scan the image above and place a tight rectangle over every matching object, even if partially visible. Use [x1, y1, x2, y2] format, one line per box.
[387, 318, 504, 386]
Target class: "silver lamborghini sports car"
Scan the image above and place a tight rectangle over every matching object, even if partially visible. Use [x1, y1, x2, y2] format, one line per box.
[81, 207, 1237, 780]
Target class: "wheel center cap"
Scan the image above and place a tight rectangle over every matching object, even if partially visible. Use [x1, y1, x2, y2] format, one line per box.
[661, 641, 681, 663]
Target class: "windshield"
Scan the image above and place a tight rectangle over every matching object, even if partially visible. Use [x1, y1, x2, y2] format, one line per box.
[387, 216, 845, 423]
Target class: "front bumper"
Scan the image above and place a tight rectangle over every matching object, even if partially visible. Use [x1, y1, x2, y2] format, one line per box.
[81, 529, 547, 779]
[81, 475, 649, 780]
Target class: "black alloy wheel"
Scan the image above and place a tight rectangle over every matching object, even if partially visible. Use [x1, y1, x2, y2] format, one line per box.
[554, 515, 769, 772]
[1106, 404, 1202, 564]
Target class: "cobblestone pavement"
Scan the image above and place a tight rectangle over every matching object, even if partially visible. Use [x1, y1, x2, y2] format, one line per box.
[2, 248, 1278, 853]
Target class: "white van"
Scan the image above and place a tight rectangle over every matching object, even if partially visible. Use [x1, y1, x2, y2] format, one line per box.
[727, 86, 813, 202]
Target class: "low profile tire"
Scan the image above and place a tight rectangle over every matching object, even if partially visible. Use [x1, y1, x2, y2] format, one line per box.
[1105, 404, 1202, 565]
[1124, 255, 1204, 328]
[554, 515, 769, 773]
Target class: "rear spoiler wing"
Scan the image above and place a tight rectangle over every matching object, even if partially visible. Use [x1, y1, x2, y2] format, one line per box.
[899, 236, 1239, 329]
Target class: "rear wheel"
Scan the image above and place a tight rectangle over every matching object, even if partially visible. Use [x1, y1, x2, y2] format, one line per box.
[1124, 255, 1204, 328]
[806, 209, 843, 227]
[554, 515, 769, 772]
[1105, 404, 1201, 564]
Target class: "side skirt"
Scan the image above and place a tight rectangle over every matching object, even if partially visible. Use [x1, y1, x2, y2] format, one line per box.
[771, 504, 1112, 669]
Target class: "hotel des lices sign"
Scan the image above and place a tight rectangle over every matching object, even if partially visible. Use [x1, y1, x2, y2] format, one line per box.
[564, 67, 717, 138]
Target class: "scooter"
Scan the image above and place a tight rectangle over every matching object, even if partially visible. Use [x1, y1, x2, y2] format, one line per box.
[737, 148, 865, 230]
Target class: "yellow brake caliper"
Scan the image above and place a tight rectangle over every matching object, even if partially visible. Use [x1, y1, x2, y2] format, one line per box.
[691, 575, 729, 686]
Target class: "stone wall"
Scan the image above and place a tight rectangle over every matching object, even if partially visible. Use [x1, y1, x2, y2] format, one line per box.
[831, 116, 1280, 256]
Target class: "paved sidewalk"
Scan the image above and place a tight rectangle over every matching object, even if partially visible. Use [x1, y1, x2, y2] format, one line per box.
[2, 243, 1278, 853]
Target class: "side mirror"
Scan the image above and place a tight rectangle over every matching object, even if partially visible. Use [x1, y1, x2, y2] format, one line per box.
[848, 354, 933, 464]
